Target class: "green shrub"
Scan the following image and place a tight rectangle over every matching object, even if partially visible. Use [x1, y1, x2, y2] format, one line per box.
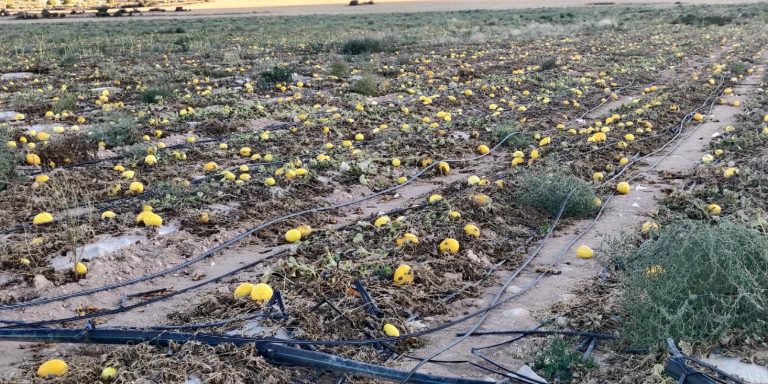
[493, 122, 531, 148]
[259, 66, 293, 88]
[0, 132, 18, 190]
[671, 13, 733, 26]
[50, 92, 77, 113]
[533, 338, 597, 383]
[10, 89, 47, 114]
[329, 60, 350, 77]
[615, 221, 768, 347]
[340, 37, 390, 55]
[351, 75, 378, 96]
[139, 87, 173, 103]
[515, 170, 598, 218]
[540, 57, 558, 71]
[90, 111, 141, 148]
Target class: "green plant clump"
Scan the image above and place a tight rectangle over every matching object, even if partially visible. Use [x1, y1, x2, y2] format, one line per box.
[615, 221, 768, 347]
[0, 131, 18, 190]
[515, 170, 599, 218]
[340, 37, 390, 55]
[534, 338, 597, 383]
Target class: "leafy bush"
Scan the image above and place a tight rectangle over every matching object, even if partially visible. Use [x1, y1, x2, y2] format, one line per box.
[533, 338, 596, 383]
[0, 132, 18, 190]
[540, 57, 558, 71]
[139, 87, 173, 103]
[340, 37, 391, 55]
[10, 89, 47, 114]
[615, 221, 768, 347]
[351, 75, 378, 96]
[493, 122, 531, 148]
[671, 13, 733, 26]
[90, 111, 141, 147]
[95, 6, 110, 17]
[38, 134, 98, 166]
[515, 170, 598, 218]
[258, 66, 293, 88]
[329, 60, 350, 77]
[50, 92, 77, 113]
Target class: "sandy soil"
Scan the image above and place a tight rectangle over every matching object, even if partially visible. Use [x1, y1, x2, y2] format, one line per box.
[0, 0, 766, 24]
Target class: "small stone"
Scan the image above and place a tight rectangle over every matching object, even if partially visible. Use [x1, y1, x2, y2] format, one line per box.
[506, 285, 522, 294]
[517, 365, 548, 383]
[34, 275, 54, 290]
[503, 307, 531, 319]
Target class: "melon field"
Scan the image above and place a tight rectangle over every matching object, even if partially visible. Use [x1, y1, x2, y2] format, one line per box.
[0, 2, 767, 383]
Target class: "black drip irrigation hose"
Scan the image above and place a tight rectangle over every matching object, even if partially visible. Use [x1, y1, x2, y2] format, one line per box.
[455, 329, 616, 339]
[0, 328, 495, 384]
[664, 339, 745, 384]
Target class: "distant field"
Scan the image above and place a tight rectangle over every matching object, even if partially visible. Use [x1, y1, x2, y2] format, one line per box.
[182, 0, 768, 16]
[1, 0, 767, 22]
[1, 1, 768, 383]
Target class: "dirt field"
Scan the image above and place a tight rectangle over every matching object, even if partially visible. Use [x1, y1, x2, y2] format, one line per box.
[1, 0, 767, 23]
[1, 1, 768, 383]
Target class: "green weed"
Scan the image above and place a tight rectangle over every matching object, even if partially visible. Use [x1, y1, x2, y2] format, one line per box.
[613, 221, 768, 348]
[515, 170, 599, 218]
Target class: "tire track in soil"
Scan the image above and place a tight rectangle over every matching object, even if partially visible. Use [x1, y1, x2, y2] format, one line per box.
[396, 49, 767, 381]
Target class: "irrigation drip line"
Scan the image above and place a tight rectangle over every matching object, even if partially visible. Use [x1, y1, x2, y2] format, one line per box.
[455, 329, 616, 339]
[466, 322, 550, 384]
[664, 338, 743, 384]
[0, 328, 494, 384]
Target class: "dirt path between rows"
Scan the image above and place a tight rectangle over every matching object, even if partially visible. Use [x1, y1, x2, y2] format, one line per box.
[396, 51, 767, 382]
